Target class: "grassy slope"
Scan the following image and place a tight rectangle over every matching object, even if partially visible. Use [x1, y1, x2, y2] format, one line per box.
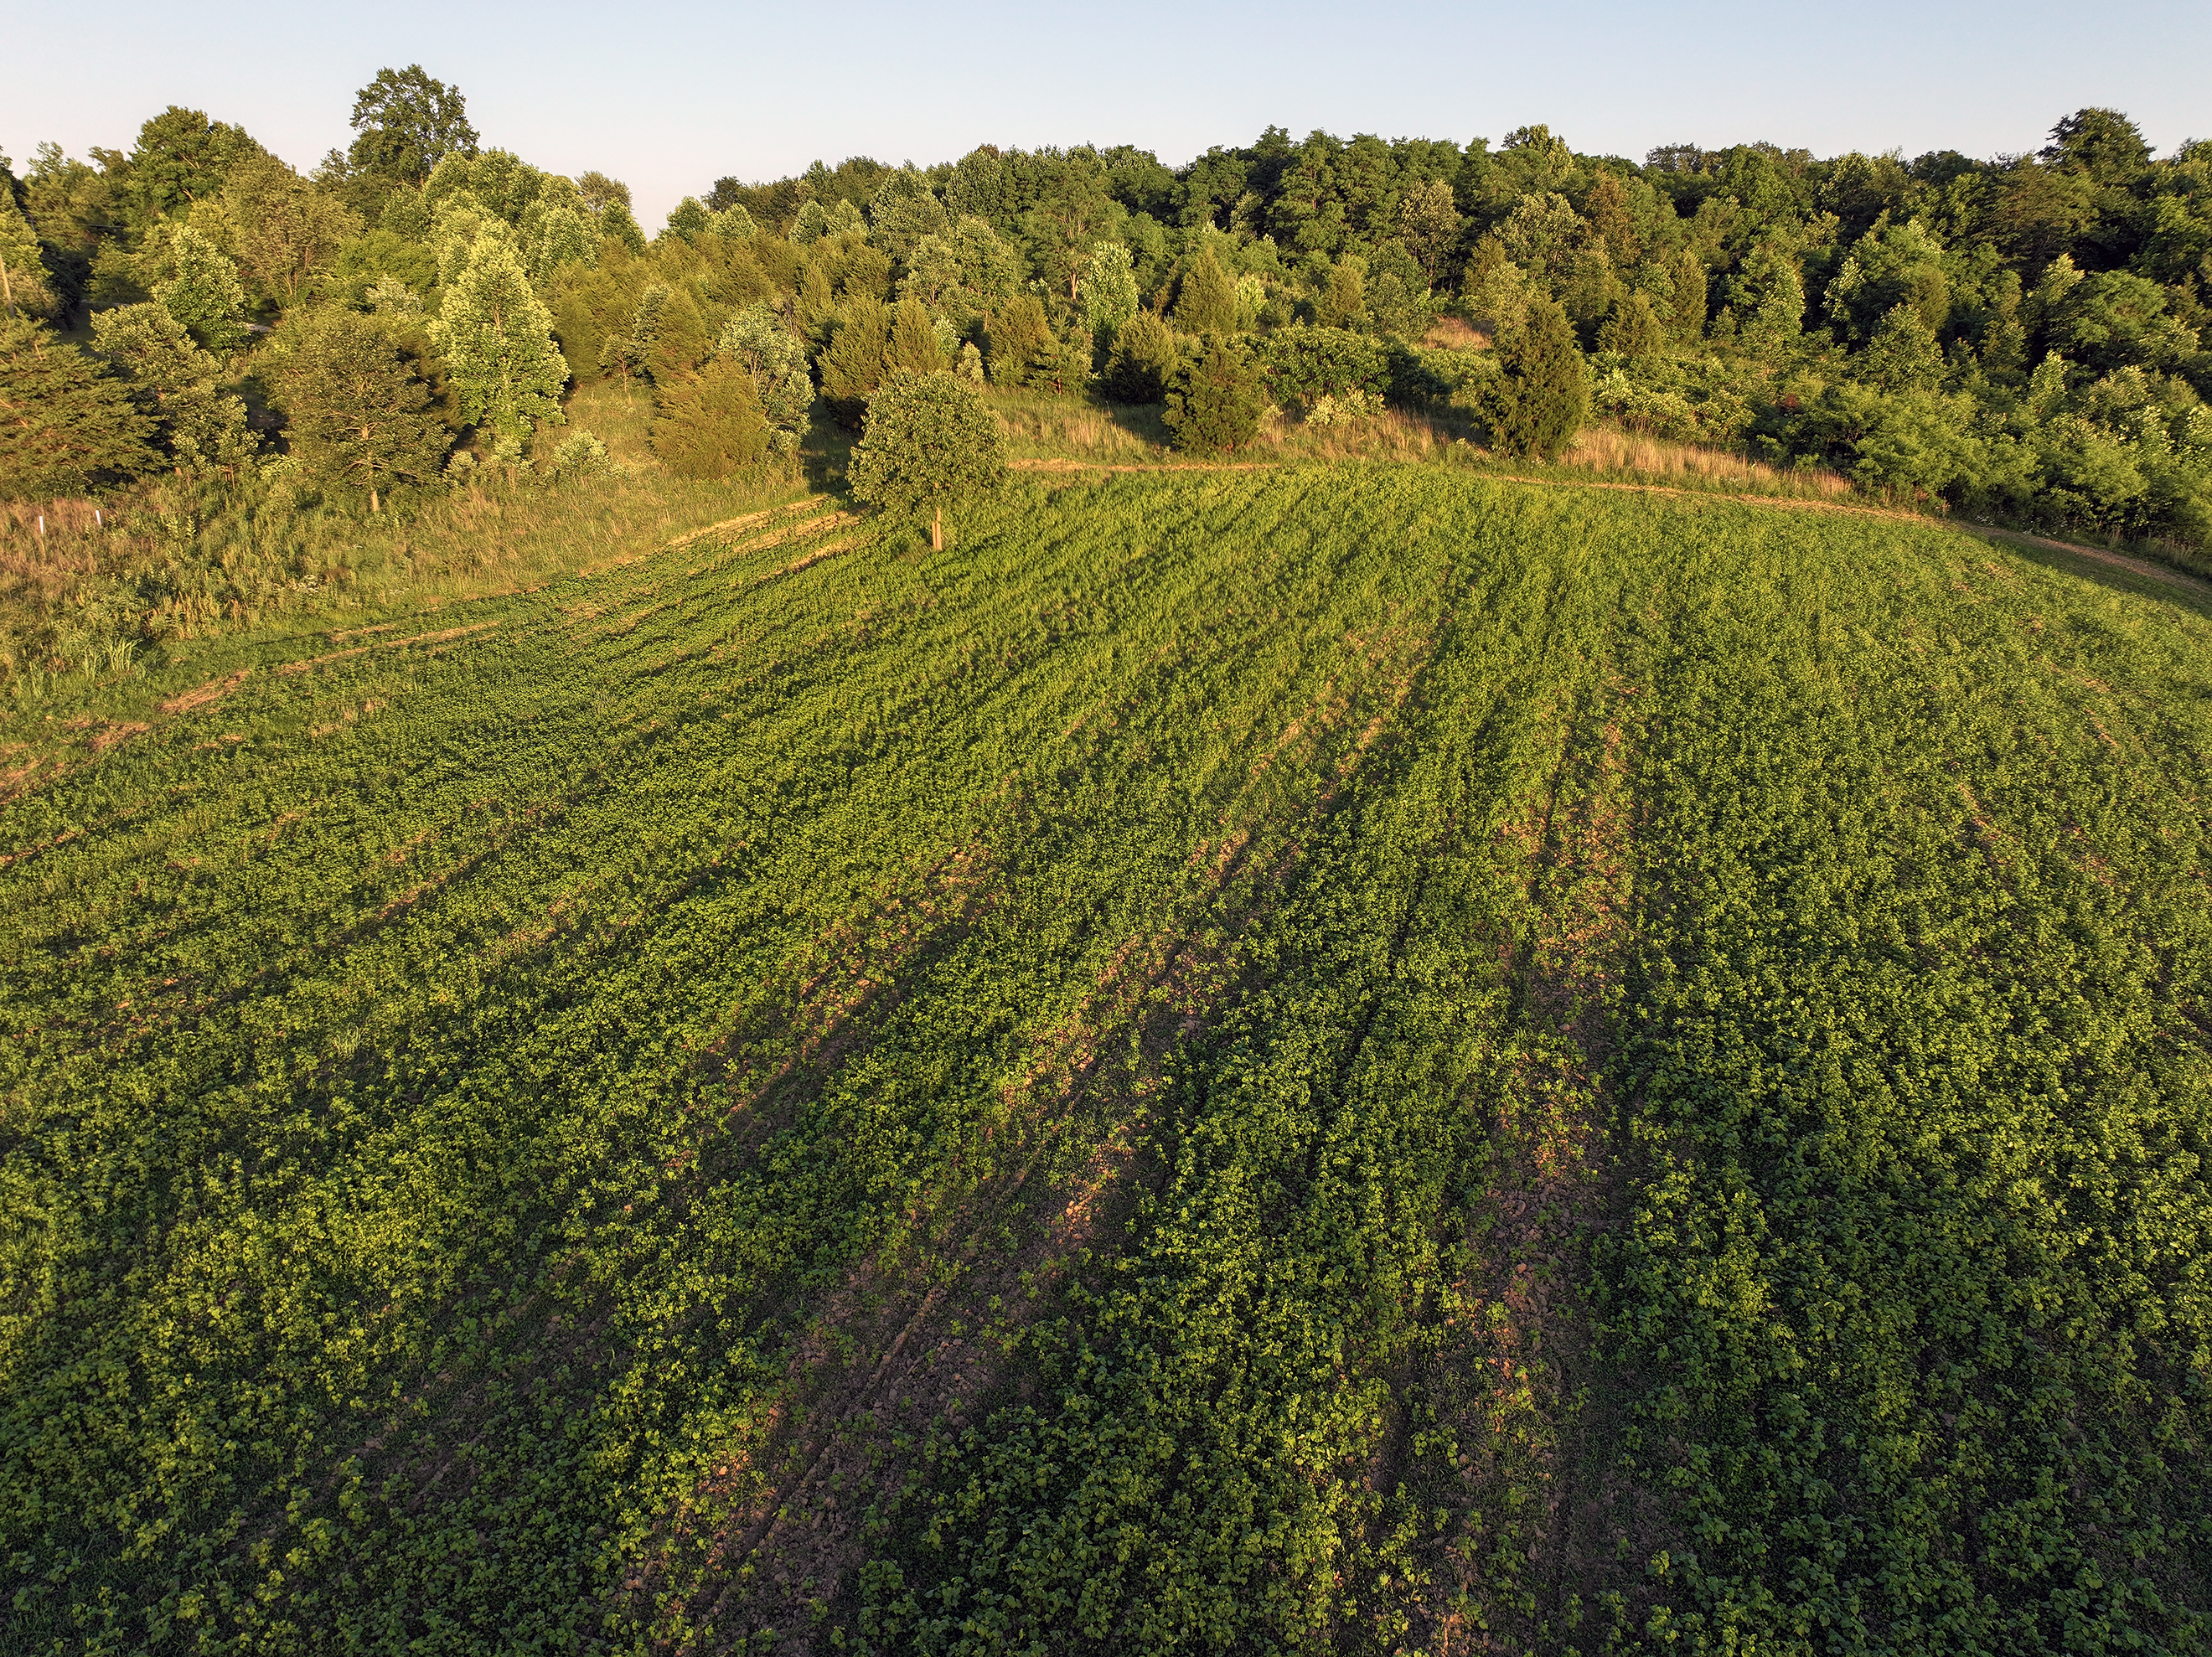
[1, 467, 2208, 1655]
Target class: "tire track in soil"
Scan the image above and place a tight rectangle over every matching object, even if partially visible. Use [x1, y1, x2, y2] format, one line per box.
[632, 615, 1440, 1654]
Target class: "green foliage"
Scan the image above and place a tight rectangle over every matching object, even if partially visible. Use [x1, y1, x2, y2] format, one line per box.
[123, 106, 263, 226]
[0, 318, 158, 498]
[269, 308, 450, 510]
[1172, 244, 1239, 334]
[548, 428, 614, 479]
[1480, 295, 1587, 459]
[869, 170, 951, 261]
[650, 358, 772, 477]
[1100, 309, 1181, 403]
[847, 369, 1005, 545]
[428, 233, 568, 443]
[983, 292, 1052, 386]
[0, 194, 64, 322]
[887, 294, 946, 375]
[713, 303, 814, 453]
[1259, 324, 1388, 407]
[819, 297, 892, 427]
[663, 196, 711, 245]
[791, 199, 831, 245]
[1078, 240, 1139, 338]
[1860, 298, 1946, 390]
[147, 223, 251, 354]
[1596, 289, 1665, 357]
[90, 302, 257, 472]
[222, 152, 360, 302]
[349, 65, 478, 191]
[1162, 334, 1264, 452]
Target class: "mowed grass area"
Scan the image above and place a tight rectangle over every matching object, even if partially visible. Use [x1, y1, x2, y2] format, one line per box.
[3, 469, 2209, 1656]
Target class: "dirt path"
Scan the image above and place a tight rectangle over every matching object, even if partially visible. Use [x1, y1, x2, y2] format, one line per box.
[1958, 523, 2212, 597]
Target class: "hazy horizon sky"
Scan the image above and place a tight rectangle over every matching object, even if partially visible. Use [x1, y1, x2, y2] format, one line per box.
[13, 0, 2209, 229]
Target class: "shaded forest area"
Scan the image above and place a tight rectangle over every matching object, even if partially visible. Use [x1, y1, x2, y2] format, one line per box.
[4, 68, 2212, 684]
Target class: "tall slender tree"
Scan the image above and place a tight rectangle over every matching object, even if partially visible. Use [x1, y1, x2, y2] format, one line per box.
[429, 234, 567, 445]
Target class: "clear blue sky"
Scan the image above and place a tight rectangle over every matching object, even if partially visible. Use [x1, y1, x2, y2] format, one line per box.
[13, 0, 2209, 230]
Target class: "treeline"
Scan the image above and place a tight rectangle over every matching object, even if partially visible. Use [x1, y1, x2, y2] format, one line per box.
[4, 73, 2211, 556]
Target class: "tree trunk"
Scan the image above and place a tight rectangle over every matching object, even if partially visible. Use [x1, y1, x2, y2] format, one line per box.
[370, 486, 380, 514]
[932, 505, 942, 551]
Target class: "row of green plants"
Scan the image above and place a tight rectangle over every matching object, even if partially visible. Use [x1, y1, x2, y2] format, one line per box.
[3, 468, 2209, 1652]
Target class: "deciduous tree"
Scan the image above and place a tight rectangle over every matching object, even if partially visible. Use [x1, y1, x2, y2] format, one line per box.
[428, 234, 567, 443]
[90, 302, 256, 472]
[848, 370, 1006, 550]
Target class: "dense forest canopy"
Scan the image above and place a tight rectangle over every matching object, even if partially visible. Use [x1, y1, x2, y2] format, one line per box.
[3, 70, 2211, 563]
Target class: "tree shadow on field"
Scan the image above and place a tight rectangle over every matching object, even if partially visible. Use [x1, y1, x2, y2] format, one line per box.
[1971, 527, 2212, 623]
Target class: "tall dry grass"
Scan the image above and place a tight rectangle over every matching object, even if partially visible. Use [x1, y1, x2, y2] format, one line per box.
[0, 379, 807, 676]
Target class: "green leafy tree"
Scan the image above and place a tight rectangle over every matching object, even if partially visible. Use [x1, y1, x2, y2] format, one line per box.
[600, 282, 666, 388]
[848, 370, 1007, 550]
[0, 195, 61, 322]
[1102, 311, 1181, 403]
[2046, 271, 2199, 373]
[271, 310, 449, 511]
[1173, 245, 1238, 334]
[349, 66, 477, 192]
[792, 199, 831, 245]
[223, 153, 359, 302]
[715, 304, 814, 454]
[90, 303, 256, 472]
[1398, 179, 1463, 286]
[868, 171, 950, 262]
[1079, 242, 1140, 339]
[0, 318, 158, 498]
[147, 225, 250, 354]
[984, 293, 1052, 386]
[1162, 336, 1264, 452]
[428, 234, 567, 443]
[124, 107, 262, 226]
[1859, 301, 1946, 391]
[1259, 326, 1387, 406]
[597, 200, 648, 257]
[663, 197, 711, 245]
[650, 359, 771, 477]
[1731, 237, 1806, 357]
[1479, 295, 1587, 459]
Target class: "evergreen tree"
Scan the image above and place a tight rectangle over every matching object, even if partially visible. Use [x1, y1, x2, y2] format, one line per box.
[1102, 310, 1181, 403]
[1595, 291, 1665, 358]
[887, 296, 946, 374]
[848, 370, 1007, 550]
[1316, 255, 1367, 329]
[819, 298, 892, 428]
[984, 293, 1051, 386]
[271, 310, 449, 512]
[1173, 245, 1238, 334]
[1162, 336, 1264, 452]
[599, 282, 666, 389]
[429, 234, 568, 443]
[90, 302, 257, 472]
[1480, 296, 1587, 460]
[650, 359, 771, 478]
[0, 318, 158, 499]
